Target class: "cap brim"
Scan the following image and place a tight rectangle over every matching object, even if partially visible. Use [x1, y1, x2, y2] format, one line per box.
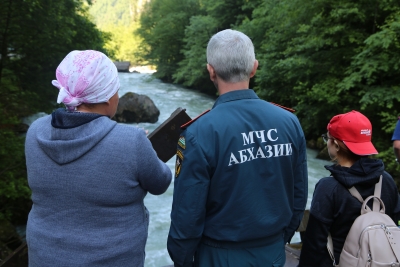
[343, 141, 378, 156]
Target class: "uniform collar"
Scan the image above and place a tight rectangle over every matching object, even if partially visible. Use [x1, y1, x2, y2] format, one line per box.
[212, 89, 259, 108]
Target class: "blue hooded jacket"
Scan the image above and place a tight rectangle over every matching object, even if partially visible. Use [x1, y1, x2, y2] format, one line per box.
[25, 108, 172, 267]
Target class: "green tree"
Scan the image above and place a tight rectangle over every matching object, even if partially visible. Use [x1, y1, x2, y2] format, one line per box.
[89, 0, 144, 64]
[101, 23, 142, 64]
[89, 0, 142, 28]
[247, 0, 400, 184]
[339, 9, 400, 128]
[172, 15, 218, 94]
[202, 0, 255, 31]
[171, 0, 258, 93]
[339, 8, 400, 182]
[251, 0, 399, 139]
[137, 0, 201, 82]
[1, 0, 108, 113]
[134, 0, 400, 184]
[0, 0, 109, 224]
[0, 71, 31, 223]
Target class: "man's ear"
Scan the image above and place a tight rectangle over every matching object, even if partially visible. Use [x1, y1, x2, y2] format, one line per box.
[207, 64, 216, 81]
[249, 60, 258, 78]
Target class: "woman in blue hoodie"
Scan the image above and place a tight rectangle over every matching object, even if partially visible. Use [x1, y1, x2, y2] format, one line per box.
[25, 50, 172, 267]
[298, 110, 400, 267]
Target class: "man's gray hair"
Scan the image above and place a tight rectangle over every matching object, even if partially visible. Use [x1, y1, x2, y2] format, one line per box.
[207, 29, 255, 83]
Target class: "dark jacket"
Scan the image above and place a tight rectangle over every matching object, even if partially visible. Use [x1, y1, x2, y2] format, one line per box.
[167, 89, 308, 267]
[298, 158, 400, 267]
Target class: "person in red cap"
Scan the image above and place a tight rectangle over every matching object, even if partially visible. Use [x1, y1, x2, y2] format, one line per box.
[298, 110, 400, 267]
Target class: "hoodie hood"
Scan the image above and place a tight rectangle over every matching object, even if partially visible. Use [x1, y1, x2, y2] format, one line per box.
[325, 157, 384, 188]
[36, 108, 117, 165]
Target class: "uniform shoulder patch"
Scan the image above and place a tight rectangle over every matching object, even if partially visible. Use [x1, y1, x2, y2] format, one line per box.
[175, 149, 184, 178]
[180, 109, 211, 129]
[178, 136, 186, 149]
[270, 102, 295, 113]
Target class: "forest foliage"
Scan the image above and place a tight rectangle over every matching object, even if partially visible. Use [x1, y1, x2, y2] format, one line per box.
[0, 0, 109, 224]
[1, 0, 400, 227]
[89, 0, 145, 64]
[137, 0, 400, 184]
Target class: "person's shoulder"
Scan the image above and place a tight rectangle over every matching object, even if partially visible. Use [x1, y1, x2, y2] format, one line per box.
[315, 176, 339, 193]
[382, 170, 398, 188]
[180, 109, 211, 130]
[311, 176, 342, 216]
[316, 176, 335, 184]
[114, 123, 146, 136]
[107, 123, 147, 146]
[35, 114, 51, 123]
[265, 102, 300, 122]
[382, 170, 393, 179]
[269, 102, 296, 113]
[28, 114, 51, 131]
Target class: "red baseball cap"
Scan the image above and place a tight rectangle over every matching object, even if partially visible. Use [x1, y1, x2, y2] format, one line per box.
[327, 110, 378, 156]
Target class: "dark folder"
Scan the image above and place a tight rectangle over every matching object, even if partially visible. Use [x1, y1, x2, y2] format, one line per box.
[148, 108, 191, 162]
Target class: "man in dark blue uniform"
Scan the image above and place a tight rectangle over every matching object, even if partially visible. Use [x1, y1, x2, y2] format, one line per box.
[167, 29, 308, 267]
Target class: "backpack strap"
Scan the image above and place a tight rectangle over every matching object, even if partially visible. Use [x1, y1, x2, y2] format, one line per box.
[372, 175, 383, 212]
[327, 233, 338, 266]
[348, 187, 364, 203]
[348, 175, 382, 212]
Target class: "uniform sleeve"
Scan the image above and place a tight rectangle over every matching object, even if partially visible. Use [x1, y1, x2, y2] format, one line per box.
[392, 119, 400, 162]
[284, 132, 308, 243]
[167, 130, 210, 267]
[392, 118, 400, 141]
[298, 180, 335, 267]
[135, 130, 172, 195]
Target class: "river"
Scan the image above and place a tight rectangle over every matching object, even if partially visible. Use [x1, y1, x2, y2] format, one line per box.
[23, 72, 332, 267]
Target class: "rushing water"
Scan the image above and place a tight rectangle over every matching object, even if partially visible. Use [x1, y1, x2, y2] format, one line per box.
[24, 72, 332, 267]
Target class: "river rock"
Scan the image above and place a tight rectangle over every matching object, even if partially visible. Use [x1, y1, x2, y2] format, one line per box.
[316, 146, 330, 161]
[114, 92, 160, 123]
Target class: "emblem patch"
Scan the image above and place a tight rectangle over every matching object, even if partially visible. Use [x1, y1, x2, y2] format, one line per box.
[175, 149, 184, 178]
[178, 136, 186, 149]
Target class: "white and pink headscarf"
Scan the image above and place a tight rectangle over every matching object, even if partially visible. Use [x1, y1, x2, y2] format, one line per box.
[52, 50, 120, 111]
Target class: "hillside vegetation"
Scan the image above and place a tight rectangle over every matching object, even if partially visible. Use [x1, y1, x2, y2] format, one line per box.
[1, 0, 400, 239]
[89, 0, 145, 64]
[0, 0, 109, 235]
[136, 0, 400, 184]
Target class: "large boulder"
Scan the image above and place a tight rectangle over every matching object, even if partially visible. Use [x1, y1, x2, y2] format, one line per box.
[114, 92, 160, 123]
[316, 146, 330, 161]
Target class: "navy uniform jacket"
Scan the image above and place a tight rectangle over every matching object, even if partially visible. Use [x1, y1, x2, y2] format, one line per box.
[167, 89, 308, 266]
